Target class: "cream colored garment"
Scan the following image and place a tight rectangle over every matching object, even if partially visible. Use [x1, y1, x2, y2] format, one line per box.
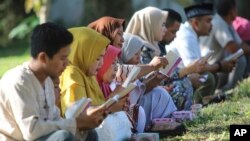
[125, 6, 168, 56]
[0, 63, 76, 141]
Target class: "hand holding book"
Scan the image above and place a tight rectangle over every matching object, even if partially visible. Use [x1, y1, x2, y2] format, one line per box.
[224, 48, 244, 61]
[102, 83, 136, 109]
[159, 50, 182, 76]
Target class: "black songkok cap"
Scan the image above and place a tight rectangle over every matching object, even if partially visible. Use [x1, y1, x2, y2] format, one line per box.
[185, 3, 213, 19]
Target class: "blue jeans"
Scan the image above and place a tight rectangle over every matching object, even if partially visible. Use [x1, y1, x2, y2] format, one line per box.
[36, 130, 75, 141]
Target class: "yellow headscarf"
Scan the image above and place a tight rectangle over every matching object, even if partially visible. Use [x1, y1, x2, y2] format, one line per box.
[60, 27, 110, 114]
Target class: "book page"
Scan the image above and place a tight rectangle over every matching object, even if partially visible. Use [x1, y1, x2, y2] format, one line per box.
[224, 48, 244, 61]
[102, 83, 136, 109]
[65, 98, 92, 119]
[122, 66, 141, 87]
[159, 50, 182, 76]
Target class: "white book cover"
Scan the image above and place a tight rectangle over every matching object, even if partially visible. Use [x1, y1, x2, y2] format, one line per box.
[160, 50, 182, 76]
[65, 98, 92, 119]
[224, 48, 244, 61]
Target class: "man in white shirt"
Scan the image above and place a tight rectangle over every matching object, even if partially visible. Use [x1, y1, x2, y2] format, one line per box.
[0, 23, 106, 141]
[166, 3, 235, 104]
[200, 0, 250, 91]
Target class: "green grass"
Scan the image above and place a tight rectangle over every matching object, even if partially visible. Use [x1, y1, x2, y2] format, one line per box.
[163, 78, 250, 141]
[0, 39, 30, 77]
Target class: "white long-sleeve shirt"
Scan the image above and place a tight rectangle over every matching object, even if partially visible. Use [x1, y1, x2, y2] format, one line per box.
[0, 63, 76, 141]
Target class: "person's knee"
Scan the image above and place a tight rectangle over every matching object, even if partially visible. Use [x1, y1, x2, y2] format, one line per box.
[57, 130, 75, 141]
[236, 55, 247, 68]
[86, 129, 98, 141]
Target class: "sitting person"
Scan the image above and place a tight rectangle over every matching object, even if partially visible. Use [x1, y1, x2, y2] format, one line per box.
[59, 27, 130, 140]
[88, 16, 169, 81]
[125, 6, 196, 110]
[95, 45, 135, 140]
[0, 22, 103, 141]
[119, 33, 177, 130]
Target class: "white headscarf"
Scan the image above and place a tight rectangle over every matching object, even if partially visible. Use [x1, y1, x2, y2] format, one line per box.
[125, 6, 168, 56]
[121, 33, 145, 63]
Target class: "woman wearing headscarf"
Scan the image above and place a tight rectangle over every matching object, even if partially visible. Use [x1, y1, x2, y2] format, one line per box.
[95, 45, 133, 140]
[125, 7, 198, 110]
[59, 27, 110, 110]
[88, 16, 125, 48]
[58, 27, 110, 141]
[88, 16, 169, 80]
[125, 6, 168, 63]
[59, 27, 131, 140]
[120, 33, 177, 129]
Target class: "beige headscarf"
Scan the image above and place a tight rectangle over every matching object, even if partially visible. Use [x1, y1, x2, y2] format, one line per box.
[60, 27, 110, 114]
[125, 6, 168, 56]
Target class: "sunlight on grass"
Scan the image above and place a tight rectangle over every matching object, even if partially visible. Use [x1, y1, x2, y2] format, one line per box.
[163, 91, 250, 141]
[0, 56, 30, 77]
[0, 40, 30, 77]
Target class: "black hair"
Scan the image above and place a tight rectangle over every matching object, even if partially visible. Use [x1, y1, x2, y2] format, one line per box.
[162, 8, 182, 27]
[30, 22, 73, 59]
[215, 0, 236, 17]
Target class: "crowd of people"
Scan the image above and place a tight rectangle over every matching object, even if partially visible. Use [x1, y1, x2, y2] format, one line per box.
[1, 0, 250, 140]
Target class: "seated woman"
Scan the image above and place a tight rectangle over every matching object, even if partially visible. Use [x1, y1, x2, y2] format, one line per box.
[119, 33, 177, 130]
[88, 16, 169, 80]
[59, 27, 131, 140]
[95, 45, 138, 140]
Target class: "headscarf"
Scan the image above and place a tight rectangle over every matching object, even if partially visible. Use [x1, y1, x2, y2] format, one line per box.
[125, 6, 168, 56]
[97, 45, 121, 98]
[121, 33, 145, 63]
[88, 16, 125, 44]
[60, 27, 110, 111]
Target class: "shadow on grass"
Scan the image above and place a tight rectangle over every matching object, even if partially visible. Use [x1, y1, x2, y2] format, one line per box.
[0, 39, 29, 58]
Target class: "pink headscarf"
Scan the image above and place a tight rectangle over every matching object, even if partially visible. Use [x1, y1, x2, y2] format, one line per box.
[232, 16, 250, 41]
[97, 45, 121, 98]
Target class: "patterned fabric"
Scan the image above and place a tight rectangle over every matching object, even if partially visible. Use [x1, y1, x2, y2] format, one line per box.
[168, 68, 193, 110]
[140, 45, 193, 111]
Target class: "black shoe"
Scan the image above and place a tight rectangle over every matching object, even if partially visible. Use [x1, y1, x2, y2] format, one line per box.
[209, 93, 226, 104]
[146, 122, 186, 138]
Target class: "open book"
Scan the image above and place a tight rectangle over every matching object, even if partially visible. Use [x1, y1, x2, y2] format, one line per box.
[203, 50, 214, 61]
[224, 48, 244, 61]
[159, 50, 182, 76]
[122, 66, 141, 87]
[65, 98, 92, 119]
[102, 83, 136, 109]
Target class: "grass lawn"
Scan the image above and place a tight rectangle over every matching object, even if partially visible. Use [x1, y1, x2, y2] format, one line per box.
[163, 78, 250, 141]
[0, 39, 30, 77]
[1, 40, 250, 141]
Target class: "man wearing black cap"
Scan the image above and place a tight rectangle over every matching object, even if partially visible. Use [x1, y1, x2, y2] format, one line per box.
[200, 0, 250, 92]
[166, 3, 235, 105]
